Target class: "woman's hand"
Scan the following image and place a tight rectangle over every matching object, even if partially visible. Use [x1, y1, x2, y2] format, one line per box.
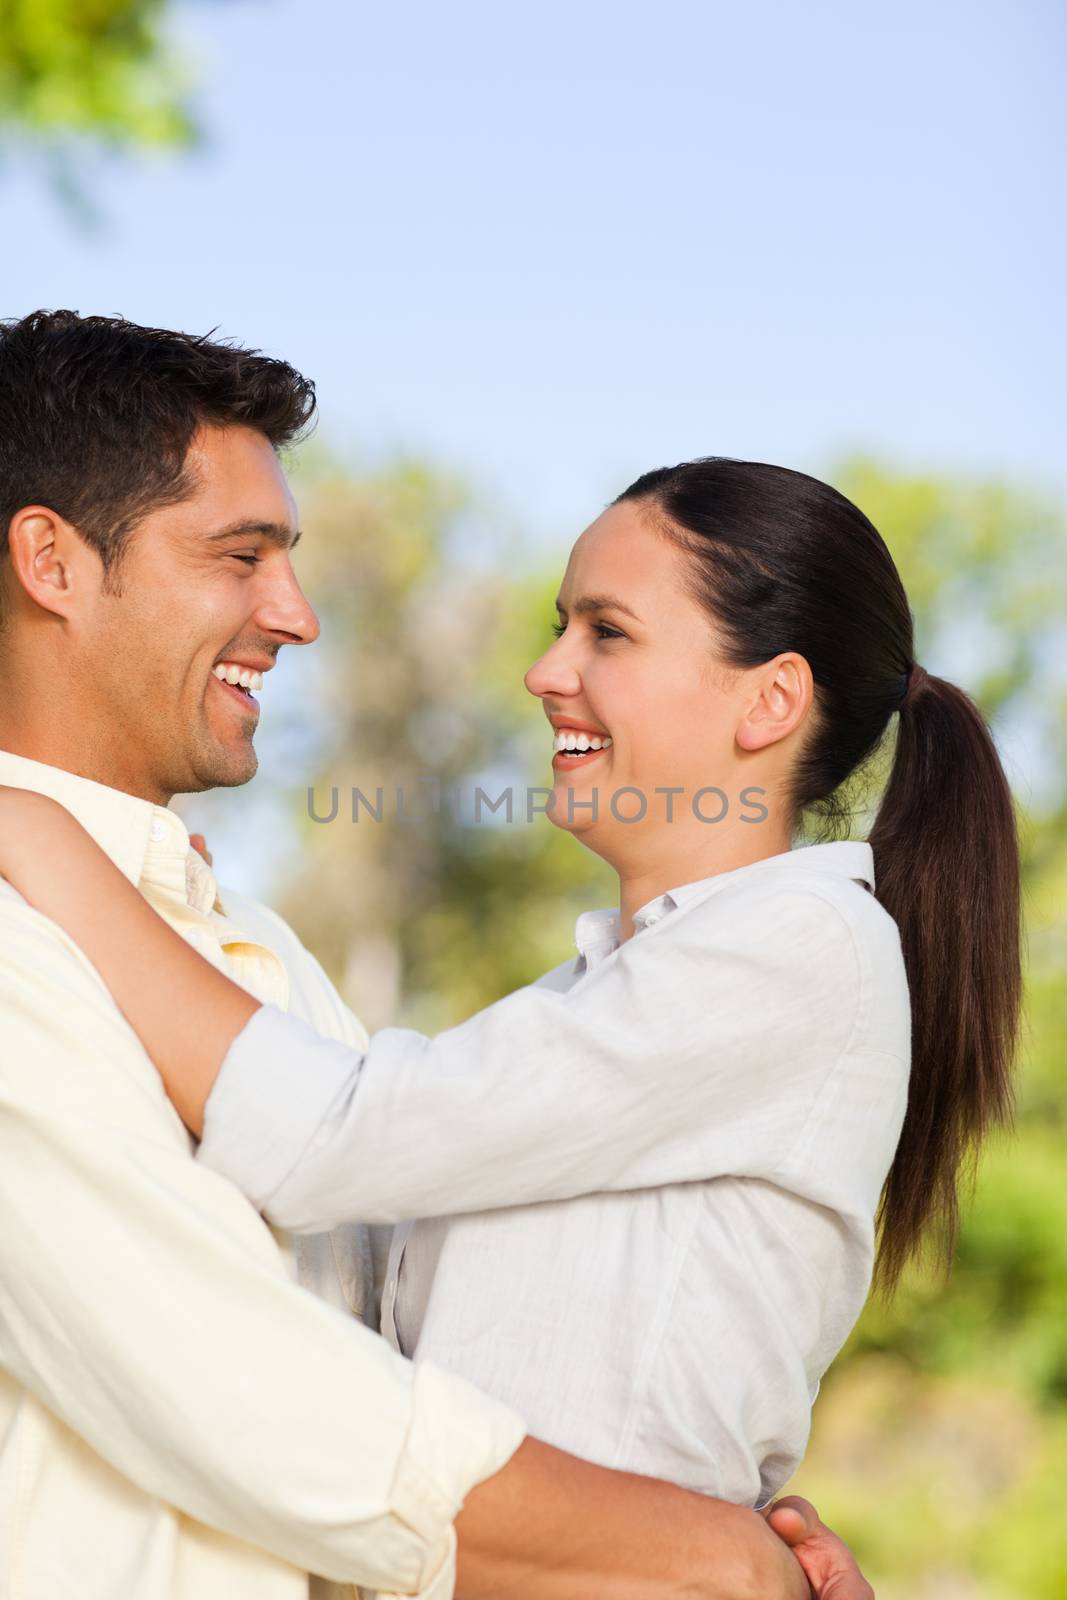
[190, 833, 213, 868]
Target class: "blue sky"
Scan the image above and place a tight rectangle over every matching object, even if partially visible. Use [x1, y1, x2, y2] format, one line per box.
[3, 0, 1064, 894]
[4, 0, 1065, 543]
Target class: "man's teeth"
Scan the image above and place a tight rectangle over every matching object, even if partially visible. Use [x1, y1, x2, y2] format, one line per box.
[212, 663, 264, 692]
[553, 731, 612, 754]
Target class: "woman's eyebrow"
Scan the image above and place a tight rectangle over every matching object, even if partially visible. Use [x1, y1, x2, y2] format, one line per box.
[555, 593, 642, 622]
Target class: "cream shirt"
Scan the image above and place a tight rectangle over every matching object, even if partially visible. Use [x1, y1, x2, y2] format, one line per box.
[0, 750, 526, 1600]
[199, 840, 911, 1509]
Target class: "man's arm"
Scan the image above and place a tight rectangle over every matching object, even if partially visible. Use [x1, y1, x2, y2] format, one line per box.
[0, 899, 833, 1600]
[0, 899, 528, 1594]
[457, 1453, 878, 1599]
[766, 1498, 874, 1600]
[455, 1436, 812, 1600]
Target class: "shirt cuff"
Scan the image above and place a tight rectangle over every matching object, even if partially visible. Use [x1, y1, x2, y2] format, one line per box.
[371, 1525, 456, 1600]
[196, 1003, 357, 1209]
[377, 1360, 527, 1598]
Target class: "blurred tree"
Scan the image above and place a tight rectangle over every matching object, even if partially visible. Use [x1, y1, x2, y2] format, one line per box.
[786, 460, 1067, 1598]
[0, 0, 195, 148]
[817, 456, 1067, 841]
[790, 817, 1067, 1599]
[0, 0, 199, 218]
[273, 450, 613, 1034]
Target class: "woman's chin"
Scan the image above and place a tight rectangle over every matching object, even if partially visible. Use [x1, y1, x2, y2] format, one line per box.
[548, 780, 604, 837]
[551, 812, 600, 839]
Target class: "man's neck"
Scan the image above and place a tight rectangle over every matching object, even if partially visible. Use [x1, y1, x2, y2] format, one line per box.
[0, 725, 169, 807]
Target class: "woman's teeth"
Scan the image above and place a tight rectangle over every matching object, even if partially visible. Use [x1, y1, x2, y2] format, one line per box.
[212, 662, 264, 693]
[553, 730, 612, 754]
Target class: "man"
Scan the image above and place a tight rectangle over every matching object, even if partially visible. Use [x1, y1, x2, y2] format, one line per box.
[0, 310, 871, 1600]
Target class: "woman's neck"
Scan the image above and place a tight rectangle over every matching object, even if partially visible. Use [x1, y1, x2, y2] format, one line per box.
[614, 822, 795, 941]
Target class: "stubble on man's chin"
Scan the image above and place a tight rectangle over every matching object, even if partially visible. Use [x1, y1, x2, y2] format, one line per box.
[201, 747, 259, 792]
[171, 736, 259, 799]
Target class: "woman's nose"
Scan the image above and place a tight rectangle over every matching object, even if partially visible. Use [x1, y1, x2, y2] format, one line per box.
[524, 638, 582, 700]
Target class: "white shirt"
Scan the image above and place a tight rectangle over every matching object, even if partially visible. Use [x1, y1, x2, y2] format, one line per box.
[0, 750, 526, 1600]
[200, 840, 911, 1508]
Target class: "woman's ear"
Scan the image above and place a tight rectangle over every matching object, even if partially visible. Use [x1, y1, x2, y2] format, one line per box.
[735, 654, 813, 753]
[5, 506, 99, 622]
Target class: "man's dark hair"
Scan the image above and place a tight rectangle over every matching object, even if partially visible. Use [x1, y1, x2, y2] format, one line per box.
[0, 309, 316, 589]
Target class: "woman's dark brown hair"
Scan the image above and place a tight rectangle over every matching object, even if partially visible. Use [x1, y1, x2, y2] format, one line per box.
[616, 457, 1022, 1292]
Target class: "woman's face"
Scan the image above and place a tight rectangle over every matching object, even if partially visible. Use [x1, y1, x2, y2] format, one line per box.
[524, 500, 753, 860]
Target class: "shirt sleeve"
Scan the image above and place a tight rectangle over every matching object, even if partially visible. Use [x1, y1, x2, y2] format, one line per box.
[198, 883, 881, 1233]
[0, 902, 526, 1594]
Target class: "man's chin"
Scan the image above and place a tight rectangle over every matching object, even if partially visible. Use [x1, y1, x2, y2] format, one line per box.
[185, 738, 259, 793]
[211, 755, 259, 790]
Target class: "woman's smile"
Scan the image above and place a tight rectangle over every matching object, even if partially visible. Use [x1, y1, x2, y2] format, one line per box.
[550, 717, 614, 770]
[525, 503, 748, 867]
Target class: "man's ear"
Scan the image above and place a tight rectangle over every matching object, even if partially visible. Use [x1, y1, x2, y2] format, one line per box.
[5, 506, 100, 621]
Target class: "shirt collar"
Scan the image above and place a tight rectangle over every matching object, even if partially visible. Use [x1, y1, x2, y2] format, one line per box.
[573, 907, 622, 970]
[0, 748, 223, 917]
[666, 839, 875, 907]
[573, 840, 875, 973]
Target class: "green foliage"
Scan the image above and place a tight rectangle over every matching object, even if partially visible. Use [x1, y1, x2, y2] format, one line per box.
[273, 453, 612, 1034]
[0, 0, 196, 150]
[787, 1358, 1067, 1599]
[779, 462, 1067, 1597]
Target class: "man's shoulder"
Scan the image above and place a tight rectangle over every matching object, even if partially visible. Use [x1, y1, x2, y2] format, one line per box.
[216, 884, 369, 1049]
[216, 883, 306, 954]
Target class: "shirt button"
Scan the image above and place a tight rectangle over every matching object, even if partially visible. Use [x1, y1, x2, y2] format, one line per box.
[149, 818, 168, 843]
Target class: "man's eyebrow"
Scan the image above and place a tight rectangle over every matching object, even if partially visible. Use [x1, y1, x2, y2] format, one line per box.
[204, 519, 302, 550]
[555, 593, 642, 622]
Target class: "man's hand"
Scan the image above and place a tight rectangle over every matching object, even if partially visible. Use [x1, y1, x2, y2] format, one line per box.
[455, 1436, 812, 1600]
[766, 1495, 875, 1599]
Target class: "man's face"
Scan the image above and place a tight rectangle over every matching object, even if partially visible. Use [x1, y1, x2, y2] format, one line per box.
[77, 424, 319, 803]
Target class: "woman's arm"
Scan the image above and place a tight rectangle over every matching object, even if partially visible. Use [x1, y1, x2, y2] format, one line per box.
[0, 787, 260, 1135]
[0, 787, 898, 1239]
[195, 871, 885, 1234]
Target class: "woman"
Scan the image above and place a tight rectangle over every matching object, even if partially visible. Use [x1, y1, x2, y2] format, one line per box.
[0, 457, 1022, 1513]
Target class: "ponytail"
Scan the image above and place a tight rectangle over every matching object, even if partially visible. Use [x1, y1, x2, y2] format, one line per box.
[616, 456, 1025, 1293]
[868, 669, 1022, 1290]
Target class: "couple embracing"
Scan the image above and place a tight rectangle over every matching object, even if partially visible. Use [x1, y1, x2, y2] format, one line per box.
[0, 309, 1022, 1599]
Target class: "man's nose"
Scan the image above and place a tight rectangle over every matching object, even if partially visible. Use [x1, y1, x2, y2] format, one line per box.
[524, 637, 581, 699]
[255, 557, 321, 646]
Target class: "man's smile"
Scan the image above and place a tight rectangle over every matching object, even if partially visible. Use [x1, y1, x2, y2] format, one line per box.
[211, 659, 268, 715]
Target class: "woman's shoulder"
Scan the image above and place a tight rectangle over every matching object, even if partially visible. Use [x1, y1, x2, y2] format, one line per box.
[530, 956, 582, 994]
[682, 850, 904, 962]
[667, 859, 910, 1060]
